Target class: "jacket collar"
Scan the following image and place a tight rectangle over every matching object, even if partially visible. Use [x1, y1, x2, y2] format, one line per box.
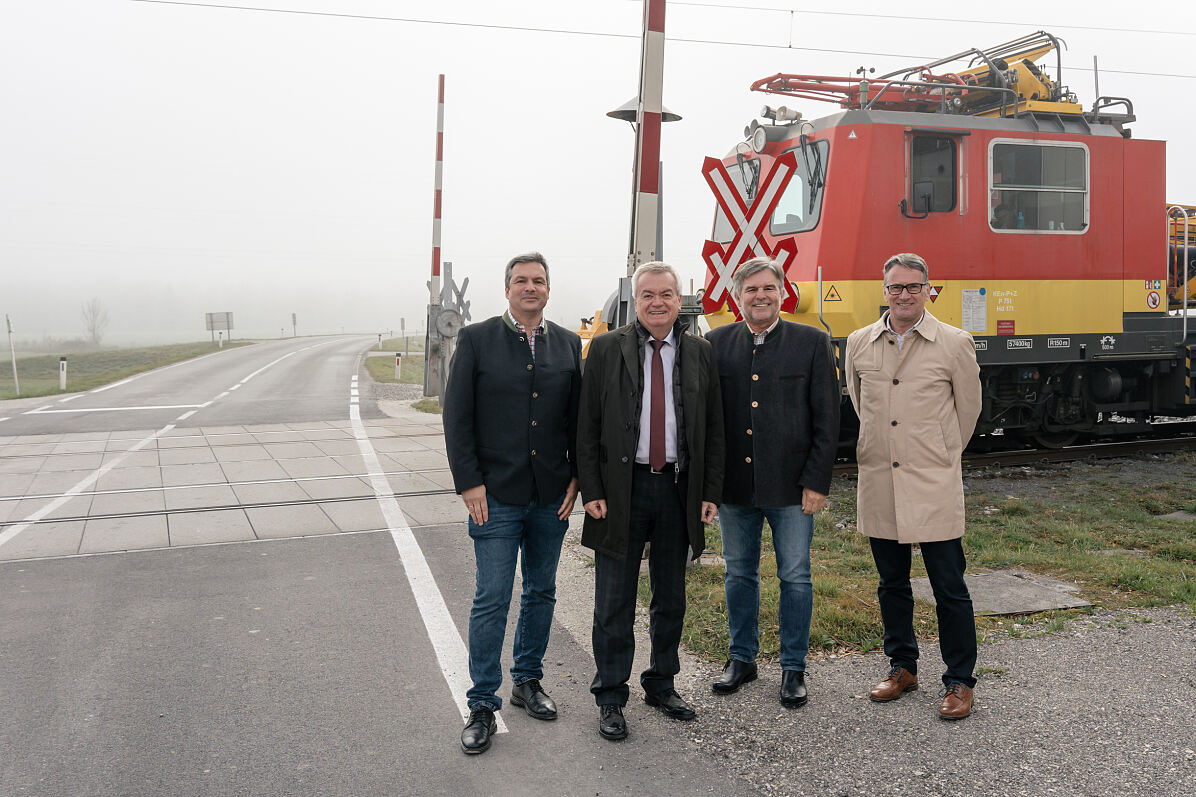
[865, 310, 940, 343]
[619, 318, 687, 384]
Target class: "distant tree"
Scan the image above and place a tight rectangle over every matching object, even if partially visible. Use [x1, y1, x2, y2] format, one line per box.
[82, 298, 110, 345]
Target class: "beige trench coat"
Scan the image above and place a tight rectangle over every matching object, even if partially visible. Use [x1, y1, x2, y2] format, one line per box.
[845, 311, 981, 543]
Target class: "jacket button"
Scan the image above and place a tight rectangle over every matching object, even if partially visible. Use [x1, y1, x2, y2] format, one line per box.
[531, 450, 537, 456]
[621, 456, 629, 463]
[519, 336, 526, 342]
[624, 421, 632, 430]
[752, 374, 759, 381]
[746, 429, 753, 435]
[745, 456, 752, 464]
[888, 339, 895, 345]
[527, 364, 534, 371]
[751, 400, 759, 408]
[531, 420, 538, 427]
[892, 378, 899, 385]
[891, 420, 898, 426]
[532, 392, 539, 398]
[892, 461, 900, 468]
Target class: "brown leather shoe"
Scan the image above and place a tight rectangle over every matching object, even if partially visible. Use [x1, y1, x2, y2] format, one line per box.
[938, 682, 974, 720]
[869, 666, 918, 702]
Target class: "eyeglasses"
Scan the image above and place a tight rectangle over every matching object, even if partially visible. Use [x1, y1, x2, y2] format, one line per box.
[883, 282, 928, 296]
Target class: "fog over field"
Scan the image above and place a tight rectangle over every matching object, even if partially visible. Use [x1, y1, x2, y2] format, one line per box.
[5, 1, 1196, 346]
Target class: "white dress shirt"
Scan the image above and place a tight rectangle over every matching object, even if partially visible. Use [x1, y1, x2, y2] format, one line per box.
[635, 329, 678, 465]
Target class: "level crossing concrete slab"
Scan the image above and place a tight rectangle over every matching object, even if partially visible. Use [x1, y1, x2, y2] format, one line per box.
[0, 416, 455, 561]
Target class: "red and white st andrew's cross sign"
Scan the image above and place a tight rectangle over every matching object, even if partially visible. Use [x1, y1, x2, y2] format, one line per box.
[701, 150, 799, 318]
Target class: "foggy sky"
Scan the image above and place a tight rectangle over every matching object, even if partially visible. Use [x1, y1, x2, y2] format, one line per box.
[5, 1, 1196, 345]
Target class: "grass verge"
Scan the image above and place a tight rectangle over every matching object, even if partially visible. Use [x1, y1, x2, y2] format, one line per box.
[364, 353, 425, 385]
[657, 452, 1196, 662]
[411, 398, 442, 414]
[0, 341, 251, 400]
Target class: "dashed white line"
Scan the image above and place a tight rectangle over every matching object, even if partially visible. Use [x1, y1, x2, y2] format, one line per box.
[57, 395, 82, 403]
[346, 376, 501, 732]
[177, 410, 197, 421]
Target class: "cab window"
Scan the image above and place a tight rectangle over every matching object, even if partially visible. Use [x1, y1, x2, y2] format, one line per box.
[989, 141, 1088, 232]
[769, 139, 829, 235]
[910, 136, 956, 213]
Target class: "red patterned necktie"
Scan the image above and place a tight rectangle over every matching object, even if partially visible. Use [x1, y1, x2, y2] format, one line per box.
[650, 339, 666, 471]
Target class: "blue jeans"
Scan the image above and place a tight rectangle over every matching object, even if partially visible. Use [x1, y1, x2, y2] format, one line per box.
[719, 503, 814, 672]
[466, 492, 567, 712]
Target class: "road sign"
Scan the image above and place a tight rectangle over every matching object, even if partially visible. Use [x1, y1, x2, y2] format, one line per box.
[700, 151, 800, 317]
[205, 312, 234, 332]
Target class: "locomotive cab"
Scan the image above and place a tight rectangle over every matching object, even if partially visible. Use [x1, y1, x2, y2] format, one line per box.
[702, 31, 1196, 447]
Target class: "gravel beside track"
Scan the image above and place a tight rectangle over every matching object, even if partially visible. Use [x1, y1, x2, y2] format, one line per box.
[673, 607, 1195, 797]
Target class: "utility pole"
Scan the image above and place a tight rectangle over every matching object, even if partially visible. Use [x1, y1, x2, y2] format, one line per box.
[6, 314, 18, 396]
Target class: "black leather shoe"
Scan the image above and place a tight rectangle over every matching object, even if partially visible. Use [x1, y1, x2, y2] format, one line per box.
[598, 704, 627, 740]
[712, 659, 758, 694]
[780, 670, 808, 708]
[511, 679, 557, 721]
[460, 707, 497, 755]
[644, 689, 697, 721]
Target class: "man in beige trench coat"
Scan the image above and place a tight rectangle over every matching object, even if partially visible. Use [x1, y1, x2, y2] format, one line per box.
[845, 253, 982, 720]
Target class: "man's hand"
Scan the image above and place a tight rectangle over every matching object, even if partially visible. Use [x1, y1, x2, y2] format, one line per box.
[701, 501, 718, 524]
[584, 499, 608, 519]
[462, 484, 488, 525]
[802, 487, 827, 515]
[558, 478, 579, 520]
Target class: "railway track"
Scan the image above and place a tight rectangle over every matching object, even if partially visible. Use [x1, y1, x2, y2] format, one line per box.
[832, 433, 1196, 476]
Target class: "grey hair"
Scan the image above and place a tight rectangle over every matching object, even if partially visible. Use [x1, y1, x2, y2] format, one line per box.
[882, 253, 930, 281]
[505, 252, 549, 288]
[731, 257, 785, 299]
[631, 261, 682, 296]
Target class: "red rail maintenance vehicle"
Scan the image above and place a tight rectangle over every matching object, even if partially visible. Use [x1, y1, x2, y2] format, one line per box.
[701, 31, 1196, 447]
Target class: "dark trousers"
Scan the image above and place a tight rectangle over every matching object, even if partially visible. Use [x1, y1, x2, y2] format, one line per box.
[869, 536, 977, 688]
[590, 468, 689, 706]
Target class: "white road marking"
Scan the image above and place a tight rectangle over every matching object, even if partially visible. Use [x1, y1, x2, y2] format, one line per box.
[0, 339, 346, 550]
[177, 410, 197, 421]
[57, 395, 81, 403]
[346, 379, 503, 732]
[0, 424, 177, 549]
[0, 417, 9, 424]
[24, 404, 206, 415]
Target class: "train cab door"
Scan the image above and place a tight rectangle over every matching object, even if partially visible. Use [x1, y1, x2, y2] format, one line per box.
[902, 129, 968, 220]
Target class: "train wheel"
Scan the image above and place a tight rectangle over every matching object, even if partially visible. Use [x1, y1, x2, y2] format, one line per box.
[1033, 429, 1078, 449]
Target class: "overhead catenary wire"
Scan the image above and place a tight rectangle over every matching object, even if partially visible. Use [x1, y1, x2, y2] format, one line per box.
[128, 0, 1196, 81]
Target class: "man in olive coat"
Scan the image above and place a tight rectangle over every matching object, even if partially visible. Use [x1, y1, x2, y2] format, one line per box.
[845, 252, 982, 720]
[706, 257, 839, 708]
[577, 261, 724, 741]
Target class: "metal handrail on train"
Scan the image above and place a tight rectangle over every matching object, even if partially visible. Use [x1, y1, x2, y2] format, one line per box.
[1167, 205, 1190, 342]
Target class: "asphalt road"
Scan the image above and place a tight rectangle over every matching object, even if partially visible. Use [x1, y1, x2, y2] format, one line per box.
[0, 337, 760, 797]
[1, 336, 386, 436]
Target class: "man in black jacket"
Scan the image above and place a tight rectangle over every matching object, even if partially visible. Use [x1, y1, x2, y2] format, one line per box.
[705, 257, 839, 708]
[443, 252, 581, 755]
[577, 261, 724, 741]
